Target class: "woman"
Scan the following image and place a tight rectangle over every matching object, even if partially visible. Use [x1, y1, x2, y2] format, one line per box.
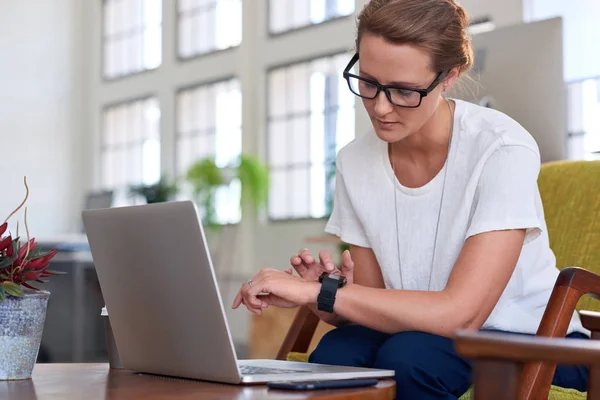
[232, 0, 589, 398]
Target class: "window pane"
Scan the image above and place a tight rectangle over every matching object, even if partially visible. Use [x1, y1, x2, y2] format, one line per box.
[101, 97, 161, 193]
[176, 78, 242, 224]
[179, 15, 193, 58]
[177, 0, 242, 59]
[290, 117, 310, 165]
[267, 53, 356, 220]
[291, 167, 310, 218]
[102, 0, 162, 79]
[268, 120, 288, 168]
[268, 170, 288, 219]
[269, 0, 355, 34]
[269, 69, 288, 118]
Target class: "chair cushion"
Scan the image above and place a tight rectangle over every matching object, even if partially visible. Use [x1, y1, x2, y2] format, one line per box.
[538, 160, 600, 312]
[287, 352, 587, 399]
[459, 385, 586, 399]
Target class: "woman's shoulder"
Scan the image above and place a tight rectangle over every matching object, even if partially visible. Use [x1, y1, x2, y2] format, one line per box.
[454, 99, 540, 158]
[335, 130, 383, 173]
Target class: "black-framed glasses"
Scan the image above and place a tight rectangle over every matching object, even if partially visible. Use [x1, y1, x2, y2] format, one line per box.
[343, 53, 447, 108]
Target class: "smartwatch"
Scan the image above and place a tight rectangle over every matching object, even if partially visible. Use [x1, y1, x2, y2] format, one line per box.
[317, 272, 347, 313]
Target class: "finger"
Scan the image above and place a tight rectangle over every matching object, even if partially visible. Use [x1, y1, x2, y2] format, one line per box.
[242, 282, 264, 309]
[298, 248, 314, 264]
[341, 250, 355, 283]
[232, 290, 243, 309]
[290, 255, 308, 275]
[319, 250, 336, 272]
[290, 255, 303, 266]
[241, 297, 264, 315]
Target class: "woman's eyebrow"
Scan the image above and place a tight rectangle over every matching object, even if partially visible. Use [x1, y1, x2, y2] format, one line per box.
[358, 69, 419, 87]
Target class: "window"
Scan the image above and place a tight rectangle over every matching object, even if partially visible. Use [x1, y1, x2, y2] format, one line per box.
[178, 0, 242, 59]
[267, 53, 355, 220]
[101, 97, 161, 192]
[176, 78, 242, 224]
[567, 78, 600, 160]
[103, 0, 162, 79]
[269, 0, 355, 35]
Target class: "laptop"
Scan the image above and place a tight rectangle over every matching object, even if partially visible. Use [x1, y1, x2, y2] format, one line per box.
[82, 201, 395, 384]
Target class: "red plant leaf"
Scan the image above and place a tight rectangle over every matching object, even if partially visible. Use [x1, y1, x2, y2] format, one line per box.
[21, 282, 39, 291]
[0, 236, 12, 255]
[7, 239, 15, 257]
[17, 239, 37, 259]
[0, 222, 7, 236]
[26, 258, 48, 271]
[24, 271, 38, 281]
[40, 249, 57, 263]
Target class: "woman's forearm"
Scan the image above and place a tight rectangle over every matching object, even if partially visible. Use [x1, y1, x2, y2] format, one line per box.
[306, 303, 350, 327]
[329, 284, 469, 337]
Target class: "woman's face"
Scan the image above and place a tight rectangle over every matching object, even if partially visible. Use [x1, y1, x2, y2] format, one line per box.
[357, 33, 448, 144]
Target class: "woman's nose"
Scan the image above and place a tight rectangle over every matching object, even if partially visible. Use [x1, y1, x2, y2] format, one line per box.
[373, 90, 394, 116]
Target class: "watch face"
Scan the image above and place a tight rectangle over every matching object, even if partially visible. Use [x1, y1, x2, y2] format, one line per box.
[319, 271, 346, 285]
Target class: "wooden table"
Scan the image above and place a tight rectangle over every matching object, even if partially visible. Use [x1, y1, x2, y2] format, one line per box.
[0, 364, 396, 400]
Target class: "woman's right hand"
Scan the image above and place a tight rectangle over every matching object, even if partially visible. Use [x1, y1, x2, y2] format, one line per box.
[290, 249, 340, 281]
[288, 248, 354, 327]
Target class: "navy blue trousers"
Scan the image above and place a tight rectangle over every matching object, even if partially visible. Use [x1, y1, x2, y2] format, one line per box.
[309, 325, 589, 399]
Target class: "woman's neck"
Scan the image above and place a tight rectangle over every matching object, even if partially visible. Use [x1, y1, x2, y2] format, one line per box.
[390, 98, 454, 165]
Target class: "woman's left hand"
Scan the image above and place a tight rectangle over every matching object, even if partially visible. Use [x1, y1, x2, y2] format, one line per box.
[231, 268, 319, 315]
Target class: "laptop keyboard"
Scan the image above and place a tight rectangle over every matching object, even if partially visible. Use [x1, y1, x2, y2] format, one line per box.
[239, 365, 310, 375]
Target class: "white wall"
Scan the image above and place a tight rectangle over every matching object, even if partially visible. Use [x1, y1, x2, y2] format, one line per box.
[460, 0, 523, 26]
[0, 0, 87, 236]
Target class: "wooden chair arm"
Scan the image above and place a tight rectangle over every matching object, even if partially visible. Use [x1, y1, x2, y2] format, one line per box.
[581, 310, 600, 339]
[275, 306, 320, 361]
[456, 329, 600, 365]
[455, 329, 600, 400]
[523, 267, 600, 398]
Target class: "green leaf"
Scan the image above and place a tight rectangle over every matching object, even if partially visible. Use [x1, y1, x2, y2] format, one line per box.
[0, 255, 17, 269]
[44, 270, 67, 275]
[0, 286, 5, 303]
[1, 282, 23, 297]
[26, 248, 51, 260]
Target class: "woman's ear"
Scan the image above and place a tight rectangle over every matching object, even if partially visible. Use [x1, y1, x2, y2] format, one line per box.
[442, 67, 460, 92]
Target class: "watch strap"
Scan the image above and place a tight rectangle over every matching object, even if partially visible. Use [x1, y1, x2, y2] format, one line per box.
[317, 275, 340, 313]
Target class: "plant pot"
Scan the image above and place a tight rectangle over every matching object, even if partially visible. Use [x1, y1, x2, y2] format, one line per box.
[0, 290, 50, 380]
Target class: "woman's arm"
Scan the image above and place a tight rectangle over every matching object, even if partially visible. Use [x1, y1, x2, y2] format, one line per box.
[305, 245, 386, 327]
[324, 228, 526, 337]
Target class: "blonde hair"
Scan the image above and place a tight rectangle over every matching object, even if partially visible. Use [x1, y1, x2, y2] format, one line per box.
[356, 0, 474, 76]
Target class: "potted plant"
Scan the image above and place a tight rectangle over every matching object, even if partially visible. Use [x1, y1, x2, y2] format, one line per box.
[0, 177, 62, 380]
[129, 175, 178, 204]
[185, 154, 269, 228]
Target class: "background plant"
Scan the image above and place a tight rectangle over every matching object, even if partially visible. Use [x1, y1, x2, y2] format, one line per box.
[129, 175, 178, 204]
[185, 154, 269, 227]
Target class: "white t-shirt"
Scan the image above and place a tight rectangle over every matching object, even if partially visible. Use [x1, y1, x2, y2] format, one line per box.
[325, 98, 586, 335]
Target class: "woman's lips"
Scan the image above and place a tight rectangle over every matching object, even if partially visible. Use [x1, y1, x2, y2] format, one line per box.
[376, 119, 398, 129]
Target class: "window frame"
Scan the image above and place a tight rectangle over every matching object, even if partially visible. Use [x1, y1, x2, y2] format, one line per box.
[99, 93, 161, 192]
[175, 0, 243, 62]
[101, 0, 163, 82]
[174, 75, 243, 225]
[265, 50, 355, 222]
[266, 0, 355, 37]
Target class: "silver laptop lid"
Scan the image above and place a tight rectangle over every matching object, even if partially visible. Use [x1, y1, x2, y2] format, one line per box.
[82, 201, 242, 383]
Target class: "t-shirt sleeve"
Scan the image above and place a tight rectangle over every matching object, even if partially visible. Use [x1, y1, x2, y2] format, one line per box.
[324, 161, 371, 248]
[465, 145, 543, 244]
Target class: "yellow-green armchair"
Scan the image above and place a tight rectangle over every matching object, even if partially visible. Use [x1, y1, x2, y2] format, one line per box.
[276, 160, 600, 399]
